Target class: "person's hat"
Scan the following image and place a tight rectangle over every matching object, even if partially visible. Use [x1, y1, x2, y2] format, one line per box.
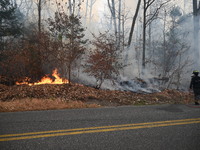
[193, 70, 199, 74]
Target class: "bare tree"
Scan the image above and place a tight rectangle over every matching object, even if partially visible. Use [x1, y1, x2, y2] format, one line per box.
[128, 0, 141, 47]
[85, 0, 89, 18]
[193, 0, 200, 67]
[68, 0, 72, 15]
[142, 0, 170, 69]
[88, 0, 96, 22]
[150, 6, 192, 89]
[107, 0, 117, 37]
[35, 0, 50, 33]
[118, 0, 122, 37]
[67, 0, 82, 16]
[37, 0, 42, 32]
[107, 0, 125, 49]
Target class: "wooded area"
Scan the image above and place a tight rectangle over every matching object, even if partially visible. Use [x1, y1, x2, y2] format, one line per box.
[0, 0, 199, 90]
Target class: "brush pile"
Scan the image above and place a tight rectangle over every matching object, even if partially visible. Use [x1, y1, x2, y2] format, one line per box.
[0, 84, 193, 106]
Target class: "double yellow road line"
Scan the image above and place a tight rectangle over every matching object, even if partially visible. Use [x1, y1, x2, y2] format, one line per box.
[0, 118, 200, 142]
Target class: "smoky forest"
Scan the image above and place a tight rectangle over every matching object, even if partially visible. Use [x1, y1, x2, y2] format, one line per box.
[0, 0, 200, 111]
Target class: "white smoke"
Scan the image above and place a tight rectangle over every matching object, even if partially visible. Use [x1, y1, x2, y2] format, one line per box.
[14, 0, 199, 92]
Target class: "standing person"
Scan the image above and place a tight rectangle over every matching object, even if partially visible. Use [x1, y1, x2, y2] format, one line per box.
[190, 70, 200, 105]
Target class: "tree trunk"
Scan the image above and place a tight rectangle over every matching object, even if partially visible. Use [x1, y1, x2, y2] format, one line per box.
[162, 10, 167, 79]
[85, 0, 89, 18]
[78, 0, 81, 16]
[107, 0, 117, 37]
[88, 0, 96, 23]
[89, 0, 93, 23]
[118, 0, 121, 48]
[73, 0, 76, 15]
[142, 0, 147, 69]
[68, 0, 72, 15]
[38, 0, 41, 33]
[193, 0, 200, 67]
[122, 2, 125, 52]
[148, 5, 152, 52]
[128, 0, 141, 47]
[112, 0, 117, 37]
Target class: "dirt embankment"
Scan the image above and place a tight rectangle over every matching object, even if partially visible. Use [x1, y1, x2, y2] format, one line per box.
[0, 84, 194, 112]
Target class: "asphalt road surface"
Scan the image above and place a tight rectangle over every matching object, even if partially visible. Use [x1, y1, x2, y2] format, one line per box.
[0, 104, 200, 150]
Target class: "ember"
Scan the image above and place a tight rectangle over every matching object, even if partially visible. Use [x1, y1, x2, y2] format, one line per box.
[16, 69, 68, 86]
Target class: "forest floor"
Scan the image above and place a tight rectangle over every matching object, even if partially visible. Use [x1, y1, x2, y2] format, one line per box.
[0, 84, 194, 112]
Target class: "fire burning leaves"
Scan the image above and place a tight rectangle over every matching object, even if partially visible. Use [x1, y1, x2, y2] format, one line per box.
[16, 69, 69, 86]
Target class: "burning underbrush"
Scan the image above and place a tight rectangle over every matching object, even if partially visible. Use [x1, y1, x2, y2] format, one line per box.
[0, 83, 194, 112]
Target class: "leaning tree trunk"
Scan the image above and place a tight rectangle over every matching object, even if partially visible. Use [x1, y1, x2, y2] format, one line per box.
[128, 0, 141, 47]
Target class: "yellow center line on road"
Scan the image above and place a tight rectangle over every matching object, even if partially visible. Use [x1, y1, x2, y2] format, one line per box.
[1, 118, 199, 138]
[0, 118, 200, 142]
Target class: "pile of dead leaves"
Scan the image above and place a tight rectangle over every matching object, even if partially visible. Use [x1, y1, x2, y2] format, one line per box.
[0, 84, 193, 107]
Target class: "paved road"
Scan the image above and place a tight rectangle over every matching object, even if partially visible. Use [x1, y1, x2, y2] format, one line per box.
[0, 104, 200, 150]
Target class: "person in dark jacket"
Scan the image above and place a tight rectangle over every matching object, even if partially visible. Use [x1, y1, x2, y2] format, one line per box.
[190, 70, 200, 105]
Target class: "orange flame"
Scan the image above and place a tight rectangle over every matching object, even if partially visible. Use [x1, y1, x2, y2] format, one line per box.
[16, 77, 32, 86]
[16, 69, 68, 86]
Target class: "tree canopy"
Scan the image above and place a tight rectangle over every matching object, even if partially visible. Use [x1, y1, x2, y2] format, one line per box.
[0, 0, 23, 38]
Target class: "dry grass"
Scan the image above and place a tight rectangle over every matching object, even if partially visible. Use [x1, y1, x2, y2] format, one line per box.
[0, 84, 195, 112]
[0, 98, 99, 112]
